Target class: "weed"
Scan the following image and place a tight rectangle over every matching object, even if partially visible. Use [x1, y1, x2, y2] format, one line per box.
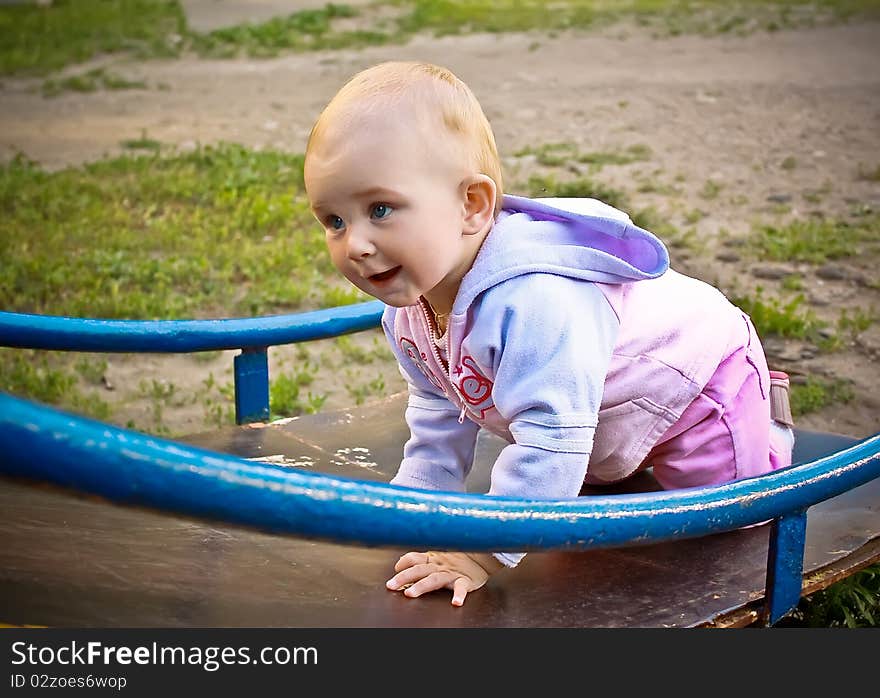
[515, 142, 651, 169]
[684, 209, 705, 225]
[120, 130, 162, 152]
[269, 367, 324, 418]
[781, 274, 803, 292]
[522, 174, 628, 210]
[42, 67, 146, 97]
[0, 348, 110, 420]
[748, 216, 879, 264]
[346, 373, 387, 406]
[74, 355, 108, 384]
[790, 376, 855, 416]
[781, 156, 797, 170]
[729, 288, 824, 340]
[781, 563, 880, 627]
[699, 179, 723, 199]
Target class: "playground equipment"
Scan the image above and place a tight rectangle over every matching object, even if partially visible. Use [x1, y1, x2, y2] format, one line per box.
[1, 304, 878, 628]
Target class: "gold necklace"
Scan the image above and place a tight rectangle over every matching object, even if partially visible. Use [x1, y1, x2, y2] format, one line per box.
[425, 300, 449, 334]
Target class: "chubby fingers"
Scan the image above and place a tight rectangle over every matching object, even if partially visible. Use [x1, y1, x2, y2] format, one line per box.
[386, 561, 434, 592]
[393, 551, 431, 573]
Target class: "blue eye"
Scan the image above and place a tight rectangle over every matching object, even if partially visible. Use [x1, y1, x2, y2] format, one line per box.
[326, 215, 345, 231]
[371, 203, 393, 220]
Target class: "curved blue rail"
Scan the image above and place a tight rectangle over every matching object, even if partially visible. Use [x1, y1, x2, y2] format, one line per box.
[0, 303, 384, 352]
[2, 391, 879, 551]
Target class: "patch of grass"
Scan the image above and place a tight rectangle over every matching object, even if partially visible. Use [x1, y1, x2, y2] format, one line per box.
[42, 67, 147, 97]
[699, 178, 723, 199]
[780, 155, 797, 170]
[270, 367, 326, 418]
[817, 306, 877, 351]
[0, 348, 111, 420]
[74, 356, 108, 384]
[335, 333, 393, 364]
[729, 288, 825, 340]
[515, 142, 651, 169]
[521, 174, 629, 210]
[790, 376, 855, 416]
[0, 144, 337, 320]
[781, 274, 803, 292]
[120, 130, 163, 152]
[748, 216, 880, 264]
[0, 0, 187, 76]
[345, 373, 387, 406]
[190, 3, 391, 59]
[783, 564, 880, 627]
[683, 208, 705, 225]
[7, 1, 879, 76]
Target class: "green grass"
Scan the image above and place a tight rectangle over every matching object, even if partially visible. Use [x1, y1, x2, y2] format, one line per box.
[190, 3, 390, 59]
[0, 144, 348, 320]
[42, 67, 147, 97]
[4, 1, 880, 76]
[729, 288, 825, 340]
[0, 0, 187, 76]
[514, 142, 652, 168]
[0, 348, 112, 421]
[522, 173, 630, 210]
[781, 563, 880, 627]
[790, 376, 855, 416]
[748, 217, 880, 264]
[270, 367, 326, 418]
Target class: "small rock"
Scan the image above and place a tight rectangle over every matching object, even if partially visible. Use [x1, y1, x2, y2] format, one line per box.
[101, 375, 115, 391]
[816, 264, 849, 281]
[752, 264, 792, 280]
[800, 348, 817, 359]
[716, 252, 741, 263]
[766, 193, 792, 204]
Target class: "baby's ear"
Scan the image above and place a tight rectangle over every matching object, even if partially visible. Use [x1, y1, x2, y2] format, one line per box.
[461, 175, 497, 236]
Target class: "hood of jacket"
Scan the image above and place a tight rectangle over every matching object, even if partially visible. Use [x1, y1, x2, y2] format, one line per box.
[453, 195, 669, 314]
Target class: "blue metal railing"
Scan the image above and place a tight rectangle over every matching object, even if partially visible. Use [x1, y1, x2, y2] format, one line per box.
[2, 306, 879, 625]
[0, 303, 383, 423]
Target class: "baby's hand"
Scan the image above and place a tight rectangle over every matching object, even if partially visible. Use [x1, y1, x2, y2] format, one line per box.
[386, 551, 503, 606]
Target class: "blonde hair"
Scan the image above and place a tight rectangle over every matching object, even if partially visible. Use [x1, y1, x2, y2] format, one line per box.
[306, 61, 504, 214]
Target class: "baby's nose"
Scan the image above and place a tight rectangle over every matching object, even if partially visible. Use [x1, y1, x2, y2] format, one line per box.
[346, 225, 376, 260]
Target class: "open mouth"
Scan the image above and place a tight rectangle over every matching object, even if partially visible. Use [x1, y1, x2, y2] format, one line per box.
[369, 267, 401, 284]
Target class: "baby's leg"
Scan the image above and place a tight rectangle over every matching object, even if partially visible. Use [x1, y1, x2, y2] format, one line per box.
[645, 318, 792, 491]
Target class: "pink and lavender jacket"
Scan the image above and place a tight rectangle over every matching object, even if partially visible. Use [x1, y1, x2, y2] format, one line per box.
[382, 195, 752, 525]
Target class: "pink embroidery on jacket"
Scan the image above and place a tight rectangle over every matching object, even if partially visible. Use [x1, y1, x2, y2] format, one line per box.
[399, 336, 446, 394]
[457, 356, 494, 418]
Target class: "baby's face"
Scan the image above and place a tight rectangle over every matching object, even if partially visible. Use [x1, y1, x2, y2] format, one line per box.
[305, 116, 473, 309]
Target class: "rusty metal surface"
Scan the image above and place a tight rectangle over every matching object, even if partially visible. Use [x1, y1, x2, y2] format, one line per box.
[1, 394, 877, 628]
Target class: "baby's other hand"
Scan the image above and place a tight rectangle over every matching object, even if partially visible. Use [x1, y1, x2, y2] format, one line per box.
[385, 551, 504, 606]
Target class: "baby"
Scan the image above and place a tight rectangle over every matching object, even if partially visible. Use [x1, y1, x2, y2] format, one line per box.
[303, 61, 794, 606]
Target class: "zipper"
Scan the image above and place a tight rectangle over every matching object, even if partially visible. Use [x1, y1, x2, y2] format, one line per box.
[418, 298, 470, 424]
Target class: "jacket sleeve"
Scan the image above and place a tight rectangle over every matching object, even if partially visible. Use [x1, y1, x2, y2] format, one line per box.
[472, 276, 620, 566]
[381, 308, 481, 493]
[481, 275, 619, 497]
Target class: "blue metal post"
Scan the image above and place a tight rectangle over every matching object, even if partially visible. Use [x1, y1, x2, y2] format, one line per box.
[764, 509, 808, 625]
[234, 347, 269, 424]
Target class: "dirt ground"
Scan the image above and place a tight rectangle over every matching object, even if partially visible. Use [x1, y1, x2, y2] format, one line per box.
[2, 16, 879, 440]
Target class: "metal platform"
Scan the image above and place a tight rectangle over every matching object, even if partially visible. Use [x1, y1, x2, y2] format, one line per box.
[1, 393, 878, 627]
